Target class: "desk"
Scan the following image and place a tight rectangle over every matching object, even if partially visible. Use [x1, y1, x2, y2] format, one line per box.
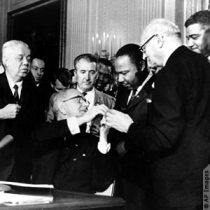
[0, 190, 125, 210]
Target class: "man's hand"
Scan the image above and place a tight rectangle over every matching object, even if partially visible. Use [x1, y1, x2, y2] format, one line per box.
[90, 123, 100, 137]
[100, 116, 110, 140]
[77, 104, 109, 126]
[105, 109, 134, 133]
[0, 104, 21, 119]
[97, 116, 111, 154]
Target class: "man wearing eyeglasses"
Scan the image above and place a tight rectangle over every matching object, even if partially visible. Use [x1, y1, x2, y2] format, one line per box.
[105, 18, 210, 210]
[185, 10, 210, 54]
[31, 88, 114, 193]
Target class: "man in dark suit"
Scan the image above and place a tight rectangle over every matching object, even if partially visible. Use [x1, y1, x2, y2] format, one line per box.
[30, 57, 45, 87]
[31, 88, 114, 193]
[0, 40, 38, 182]
[74, 54, 115, 137]
[105, 18, 210, 210]
[109, 44, 153, 210]
[26, 57, 52, 121]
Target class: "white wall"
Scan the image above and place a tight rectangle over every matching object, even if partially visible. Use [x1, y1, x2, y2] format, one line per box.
[65, 0, 165, 68]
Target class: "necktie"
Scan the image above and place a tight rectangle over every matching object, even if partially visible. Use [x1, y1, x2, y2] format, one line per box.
[129, 89, 137, 104]
[82, 92, 87, 97]
[13, 84, 19, 104]
[82, 92, 90, 107]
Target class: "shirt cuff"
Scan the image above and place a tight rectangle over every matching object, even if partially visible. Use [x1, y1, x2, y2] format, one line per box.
[97, 138, 111, 154]
[67, 116, 80, 135]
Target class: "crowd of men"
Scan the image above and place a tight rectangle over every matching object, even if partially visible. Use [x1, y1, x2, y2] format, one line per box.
[0, 9, 210, 210]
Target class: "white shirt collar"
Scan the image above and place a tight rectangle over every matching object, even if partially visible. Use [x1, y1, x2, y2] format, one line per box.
[6, 71, 23, 95]
[77, 86, 95, 109]
[76, 86, 94, 94]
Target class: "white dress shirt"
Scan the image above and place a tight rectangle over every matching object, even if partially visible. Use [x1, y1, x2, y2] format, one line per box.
[67, 117, 110, 154]
[67, 87, 110, 154]
[6, 71, 22, 98]
[77, 87, 95, 133]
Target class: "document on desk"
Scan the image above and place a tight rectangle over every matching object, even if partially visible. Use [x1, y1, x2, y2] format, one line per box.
[0, 181, 54, 206]
[0, 181, 54, 189]
[0, 192, 53, 205]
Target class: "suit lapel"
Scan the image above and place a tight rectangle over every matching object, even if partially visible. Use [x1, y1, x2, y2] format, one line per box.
[19, 80, 26, 105]
[0, 73, 14, 103]
[20, 79, 32, 107]
[117, 92, 130, 112]
[126, 73, 154, 111]
[126, 90, 148, 110]
[94, 89, 104, 105]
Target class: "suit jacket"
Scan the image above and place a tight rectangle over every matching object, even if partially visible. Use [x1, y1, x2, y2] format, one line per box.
[125, 46, 210, 208]
[115, 84, 151, 124]
[31, 120, 115, 193]
[86, 88, 115, 137]
[110, 83, 153, 188]
[25, 73, 53, 122]
[94, 88, 115, 108]
[0, 72, 38, 181]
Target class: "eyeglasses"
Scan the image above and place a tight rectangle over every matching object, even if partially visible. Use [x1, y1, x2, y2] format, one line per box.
[63, 95, 89, 105]
[139, 34, 158, 53]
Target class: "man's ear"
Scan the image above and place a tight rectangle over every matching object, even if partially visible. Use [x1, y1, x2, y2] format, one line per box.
[74, 69, 79, 81]
[74, 69, 77, 76]
[157, 35, 164, 48]
[2, 55, 8, 66]
[57, 101, 66, 115]
[95, 71, 99, 80]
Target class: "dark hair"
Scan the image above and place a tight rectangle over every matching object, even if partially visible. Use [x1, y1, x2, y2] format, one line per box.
[51, 68, 72, 87]
[185, 10, 210, 28]
[201, 27, 210, 57]
[74, 53, 98, 69]
[98, 58, 112, 67]
[115, 44, 143, 71]
[97, 58, 114, 75]
[31, 57, 45, 63]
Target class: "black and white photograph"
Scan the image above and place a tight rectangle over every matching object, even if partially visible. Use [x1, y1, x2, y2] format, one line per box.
[0, 0, 209, 209]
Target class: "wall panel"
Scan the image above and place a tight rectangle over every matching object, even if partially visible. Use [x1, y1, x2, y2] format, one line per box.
[0, 0, 10, 59]
[65, 0, 165, 68]
[2, 0, 200, 69]
[65, 0, 89, 68]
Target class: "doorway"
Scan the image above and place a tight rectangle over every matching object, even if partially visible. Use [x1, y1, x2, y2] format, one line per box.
[7, 0, 67, 81]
